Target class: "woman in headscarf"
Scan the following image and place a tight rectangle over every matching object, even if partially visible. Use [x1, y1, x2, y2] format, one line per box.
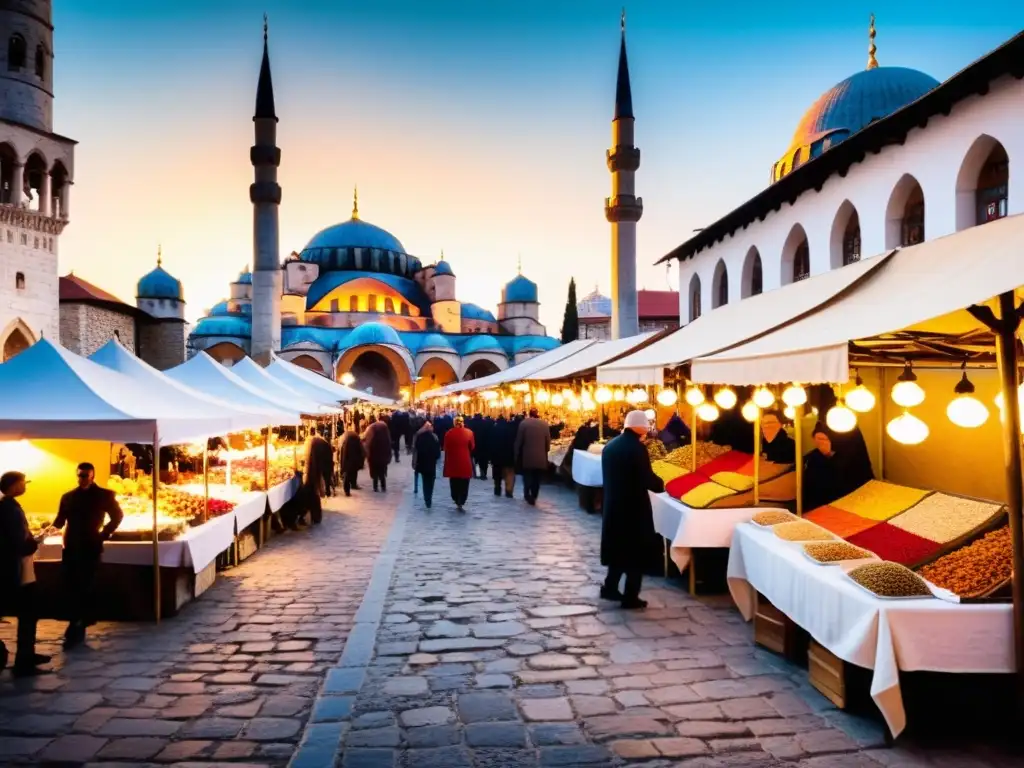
[802, 421, 875, 511]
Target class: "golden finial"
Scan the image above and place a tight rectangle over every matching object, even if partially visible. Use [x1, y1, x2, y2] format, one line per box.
[867, 13, 878, 70]
[621, 8, 626, 33]
[157, 244, 162, 267]
[352, 184, 359, 220]
[517, 254, 522, 275]
[263, 13, 268, 43]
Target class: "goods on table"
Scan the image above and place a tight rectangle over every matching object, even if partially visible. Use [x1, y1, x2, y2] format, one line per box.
[846, 522, 939, 567]
[651, 460, 688, 484]
[646, 440, 667, 461]
[662, 442, 732, 470]
[887, 493, 1004, 544]
[587, 442, 606, 455]
[917, 525, 1012, 598]
[805, 505, 879, 538]
[752, 510, 796, 526]
[208, 459, 294, 491]
[803, 541, 873, 563]
[832, 480, 931, 522]
[847, 562, 932, 598]
[105, 475, 238, 541]
[773, 521, 835, 542]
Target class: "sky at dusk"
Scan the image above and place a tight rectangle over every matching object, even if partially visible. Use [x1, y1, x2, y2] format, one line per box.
[55, 0, 1024, 331]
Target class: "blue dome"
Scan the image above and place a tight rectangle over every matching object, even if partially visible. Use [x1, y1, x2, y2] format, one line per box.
[209, 300, 251, 317]
[459, 335, 504, 355]
[209, 300, 230, 316]
[235, 271, 253, 285]
[508, 335, 560, 354]
[190, 315, 251, 338]
[303, 217, 406, 254]
[461, 303, 496, 323]
[347, 322, 403, 348]
[413, 333, 456, 352]
[502, 275, 538, 303]
[304, 271, 431, 313]
[434, 260, 454, 277]
[137, 265, 183, 301]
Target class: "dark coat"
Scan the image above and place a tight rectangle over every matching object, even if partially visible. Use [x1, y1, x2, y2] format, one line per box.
[489, 417, 516, 469]
[413, 430, 442, 478]
[514, 417, 551, 471]
[54, 484, 123, 560]
[434, 414, 453, 447]
[339, 431, 365, 475]
[0, 495, 36, 614]
[803, 425, 874, 510]
[304, 435, 333, 494]
[761, 432, 796, 464]
[390, 411, 410, 440]
[600, 431, 665, 570]
[363, 421, 392, 469]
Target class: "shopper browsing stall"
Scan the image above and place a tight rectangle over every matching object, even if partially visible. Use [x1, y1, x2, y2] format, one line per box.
[362, 415, 392, 493]
[443, 416, 475, 511]
[339, 425, 365, 497]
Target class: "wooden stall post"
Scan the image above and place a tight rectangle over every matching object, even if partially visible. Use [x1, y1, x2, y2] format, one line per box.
[202, 444, 209, 524]
[690, 405, 698, 474]
[152, 432, 162, 623]
[794, 403, 804, 517]
[753, 407, 762, 506]
[261, 428, 270, 546]
[293, 423, 299, 471]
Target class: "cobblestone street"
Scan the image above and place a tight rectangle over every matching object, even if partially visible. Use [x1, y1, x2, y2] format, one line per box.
[2, 462, 1021, 767]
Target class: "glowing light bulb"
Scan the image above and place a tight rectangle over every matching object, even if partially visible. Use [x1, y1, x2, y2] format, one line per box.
[613, 388, 626, 402]
[781, 385, 807, 407]
[643, 408, 656, 421]
[697, 402, 720, 422]
[627, 388, 648, 404]
[713, 387, 738, 409]
[845, 377, 876, 413]
[783, 405, 796, 420]
[741, 401, 759, 422]
[891, 363, 924, 408]
[946, 371, 988, 428]
[535, 389, 550, 403]
[656, 388, 678, 407]
[825, 405, 857, 433]
[595, 386, 612, 404]
[887, 411, 929, 445]
[684, 387, 705, 407]
[502, 396, 514, 408]
[551, 393, 564, 407]
[567, 398, 582, 412]
[752, 387, 776, 409]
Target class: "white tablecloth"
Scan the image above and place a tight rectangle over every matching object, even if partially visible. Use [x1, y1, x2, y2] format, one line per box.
[234, 491, 269, 529]
[727, 522, 1014, 736]
[650, 492, 769, 570]
[572, 449, 603, 488]
[268, 476, 300, 512]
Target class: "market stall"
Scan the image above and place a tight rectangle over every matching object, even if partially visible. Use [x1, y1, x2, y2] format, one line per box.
[232, 356, 343, 414]
[267, 355, 395, 405]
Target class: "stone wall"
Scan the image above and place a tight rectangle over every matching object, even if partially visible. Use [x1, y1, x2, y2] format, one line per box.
[139, 319, 186, 371]
[59, 303, 134, 356]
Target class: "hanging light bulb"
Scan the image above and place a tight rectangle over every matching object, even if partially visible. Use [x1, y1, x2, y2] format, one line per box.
[783, 405, 796, 420]
[697, 402, 720, 422]
[581, 393, 596, 411]
[643, 408, 656, 421]
[887, 411, 929, 445]
[946, 366, 989, 428]
[535, 389, 550, 403]
[457, 394, 470, 404]
[613, 388, 626, 402]
[752, 387, 776, 409]
[595, 386, 613, 404]
[891, 362, 925, 408]
[713, 387, 738, 409]
[524, 394, 532, 404]
[567, 399, 582, 412]
[627, 388, 648, 404]
[684, 387, 705, 407]
[656, 388, 678, 407]
[551, 393, 564, 407]
[845, 373, 876, 413]
[561, 388, 573, 400]
[501, 395, 514, 408]
[825, 404, 857, 433]
[781, 384, 807, 407]
[741, 401, 759, 422]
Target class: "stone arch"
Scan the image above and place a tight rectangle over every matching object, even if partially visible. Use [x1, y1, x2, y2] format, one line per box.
[418, 356, 458, 389]
[203, 341, 247, 365]
[336, 344, 412, 400]
[740, 246, 762, 298]
[688, 273, 702, 322]
[7, 33, 25, 71]
[884, 174, 925, 248]
[711, 259, 728, 309]
[1, 317, 34, 361]
[829, 200, 861, 269]
[289, 354, 326, 375]
[23, 151, 47, 211]
[780, 224, 810, 285]
[464, 359, 500, 380]
[955, 134, 1009, 231]
[0, 142, 15, 204]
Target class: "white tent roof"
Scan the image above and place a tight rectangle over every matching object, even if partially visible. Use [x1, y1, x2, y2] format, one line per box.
[165, 353, 300, 423]
[0, 339, 245, 444]
[597, 254, 888, 386]
[427, 339, 596, 396]
[89, 340, 277, 434]
[267, 357, 393, 405]
[691, 213, 1024, 386]
[231, 357, 341, 416]
[529, 331, 658, 382]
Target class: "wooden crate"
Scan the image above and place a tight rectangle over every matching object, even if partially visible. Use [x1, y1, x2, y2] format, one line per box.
[753, 592, 798, 657]
[236, 531, 259, 563]
[808, 639, 847, 709]
[194, 561, 217, 598]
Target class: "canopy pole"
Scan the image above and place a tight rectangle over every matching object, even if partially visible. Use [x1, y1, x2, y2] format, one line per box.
[794, 404, 804, 517]
[753, 407, 762, 506]
[263, 429, 270, 491]
[877, 378, 886, 481]
[202, 445, 209, 524]
[152, 433, 162, 624]
[993, 291, 1024, 701]
[599, 403, 605, 443]
[293, 423, 299, 472]
[690, 405, 698, 474]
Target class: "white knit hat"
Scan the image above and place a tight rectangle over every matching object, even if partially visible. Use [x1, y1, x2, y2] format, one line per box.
[624, 410, 649, 429]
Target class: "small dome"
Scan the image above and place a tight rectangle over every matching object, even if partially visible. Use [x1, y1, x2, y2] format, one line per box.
[209, 300, 230, 316]
[415, 333, 456, 352]
[459, 334, 504, 355]
[461, 303, 496, 323]
[347, 322, 403, 348]
[137, 265, 184, 301]
[190, 315, 251, 338]
[235, 270, 253, 285]
[434, 260, 455, 277]
[502, 275, 538, 304]
[303, 218, 406, 254]
[209, 300, 251, 317]
[509, 335, 560, 354]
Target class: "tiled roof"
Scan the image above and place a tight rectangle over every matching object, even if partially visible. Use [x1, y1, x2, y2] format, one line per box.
[638, 290, 679, 318]
[59, 274, 129, 306]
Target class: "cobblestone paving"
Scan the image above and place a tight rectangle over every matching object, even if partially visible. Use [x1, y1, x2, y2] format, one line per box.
[0, 485, 394, 766]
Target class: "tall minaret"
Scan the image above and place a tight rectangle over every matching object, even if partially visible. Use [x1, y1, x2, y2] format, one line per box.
[604, 10, 641, 340]
[250, 14, 282, 365]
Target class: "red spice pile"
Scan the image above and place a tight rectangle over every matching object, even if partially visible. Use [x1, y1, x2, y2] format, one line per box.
[847, 522, 940, 567]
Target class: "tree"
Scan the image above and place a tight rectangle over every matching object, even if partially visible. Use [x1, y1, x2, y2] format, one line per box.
[560, 278, 579, 343]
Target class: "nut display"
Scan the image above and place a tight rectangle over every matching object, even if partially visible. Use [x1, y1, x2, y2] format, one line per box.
[652, 460, 688, 484]
[773, 521, 835, 542]
[803, 541, 873, 563]
[646, 440, 668, 461]
[887, 493, 1003, 544]
[848, 562, 932, 598]
[917, 525, 1012, 598]
[752, 510, 796, 526]
[663, 442, 732, 470]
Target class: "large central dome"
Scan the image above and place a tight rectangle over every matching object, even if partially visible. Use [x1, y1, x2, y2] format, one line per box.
[303, 217, 406, 254]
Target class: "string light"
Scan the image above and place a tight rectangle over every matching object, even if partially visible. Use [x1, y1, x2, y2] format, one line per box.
[887, 411, 929, 445]
[891, 362, 925, 408]
[627, 388, 648, 404]
[713, 387, 738, 409]
[946, 366, 988, 428]
[781, 384, 807, 407]
[783, 405, 796, 420]
[595, 386, 613, 404]
[697, 402, 720, 422]
[684, 387, 705, 407]
[551, 393, 564, 407]
[535, 389, 550, 403]
[741, 401, 759, 422]
[613, 388, 626, 402]
[656, 388, 678, 407]
[845, 373, 876, 413]
[752, 387, 776, 409]
[825, 404, 857, 433]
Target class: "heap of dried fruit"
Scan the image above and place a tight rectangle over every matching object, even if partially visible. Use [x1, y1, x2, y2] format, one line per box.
[751, 510, 796, 526]
[773, 521, 835, 542]
[647, 440, 667, 461]
[848, 562, 931, 598]
[917, 525, 1012, 598]
[803, 541, 873, 564]
[663, 442, 732, 470]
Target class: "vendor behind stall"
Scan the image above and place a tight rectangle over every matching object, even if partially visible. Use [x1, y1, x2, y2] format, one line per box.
[803, 422, 875, 511]
[658, 413, 691, 451]
[760, 410, 796, 464]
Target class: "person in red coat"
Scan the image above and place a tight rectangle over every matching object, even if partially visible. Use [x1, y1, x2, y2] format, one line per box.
[443, 416, 475, 512]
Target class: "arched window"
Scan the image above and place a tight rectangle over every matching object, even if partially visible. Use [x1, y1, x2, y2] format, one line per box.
[34, 44, 44, 78]
[688, 276, 702, 323]
[349, 295, 359, 312]
[751, 256, 762, 296]
[792, 148, 803, 170]
[902, 185, 925, 246]
[15, 271, 24, 289]
[368, 294, 377, 312]
[843, 212, 861, 265]
[976, 144, 1009, 224]
[400, 303, 410, 316]
[7, 34, 25, 71]
[793, 243, 810, 282]
[383, 297, 394, 314]
[712, 260, 728, 309]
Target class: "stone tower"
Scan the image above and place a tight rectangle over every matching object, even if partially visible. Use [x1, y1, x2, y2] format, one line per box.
[0, 0, 75, 360]
[249, 16, 281, 365]
[604, 11, 641, 340]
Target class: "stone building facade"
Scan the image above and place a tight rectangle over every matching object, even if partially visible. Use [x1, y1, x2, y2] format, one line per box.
[577, 287, 680, 340]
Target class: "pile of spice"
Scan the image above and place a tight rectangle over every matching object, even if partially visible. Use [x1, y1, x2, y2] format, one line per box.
[803, 541, 874, 564]
[647, 440, 668, 461]
[848, 562, 932, 598]
[888, 493, 1003, 544]
[833, 480, 931, 522]
[752, 510, 796, 527]
[773, 520, 835, 542]
[847, 523, 940, 567]
[805, 505, 879, 538]
[917, 525, 1012, 598]
[662, 442, 732, 470]
[651, 460, 688, 484]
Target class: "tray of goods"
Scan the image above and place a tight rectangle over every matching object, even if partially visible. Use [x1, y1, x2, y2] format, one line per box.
[772, 520, 836, 542]
[844, 561, 934, 600]
[663, 442, 732, 470]
[916, 525, 1012, 602]
[751, 510, 797, 527]
[887, 493, 1005, 546]
[801, 541, 876, 566]
[831, 480, 932, 523]
[646, 440, 667, 461]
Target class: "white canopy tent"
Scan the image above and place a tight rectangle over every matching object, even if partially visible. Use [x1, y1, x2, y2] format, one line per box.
[529, 332, 658, 382]
[267, 356, 393, 405]
[690, 214, 1024, 386]
[597, 254, 889, 386]
[0, 339, 251, 444]
[231, 357, 341, 416]
[165, 353, 300, 423]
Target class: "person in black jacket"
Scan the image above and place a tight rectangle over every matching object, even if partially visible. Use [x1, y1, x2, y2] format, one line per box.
[338, 426, 365, 497]
[599, 411, 665, 610]
[489, 415, 517, 498]
[803, 422, 874, 511]
[413, 421, 442, 507]
[1, 471, 50, 675]
[389, 410, 410, 463]
[50, 462, 123, 648]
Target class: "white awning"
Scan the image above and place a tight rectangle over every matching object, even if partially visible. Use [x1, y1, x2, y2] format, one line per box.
[691, 213, 1024, 386]
[165, 353, 300, 423]
[597, 254, 888, 386]
[530, 332, 658, 382]
[230, 357, 342, 415]
[267, 356, 394, 405]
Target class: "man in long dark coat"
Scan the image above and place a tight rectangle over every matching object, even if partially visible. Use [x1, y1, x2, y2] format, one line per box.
[338, 426, 365, 497]
[599, 410, 665, 610]
[303, 426, 333, 524]
[489, 414, 516, 498]
[363, 415, 393, 492]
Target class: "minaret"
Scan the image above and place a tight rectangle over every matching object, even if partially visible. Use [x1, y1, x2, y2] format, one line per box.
[250, 14, 282, 365]
[604, 10, 641, 340]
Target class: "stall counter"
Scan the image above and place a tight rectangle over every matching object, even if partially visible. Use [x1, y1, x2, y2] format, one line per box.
[572, 449, 603, 488]
[268, 474, 301, 513]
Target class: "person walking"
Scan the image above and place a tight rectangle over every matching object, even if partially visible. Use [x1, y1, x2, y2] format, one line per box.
[413, 420, 441, 508]
[389, 410, 409, 463]
[338, 425, 365, 497]
[514, 408, 551, 506]
[51, 462, 124, 648]
[443, 416, 475, 511]
[362, 415, 392, 492]
[0, 471, 50, 676]
[303, 426, 333, 524]
[489, 414, 517, 498]
[599, 410, 665, 610]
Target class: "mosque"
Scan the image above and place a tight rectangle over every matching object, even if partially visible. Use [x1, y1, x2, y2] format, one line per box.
[175, 21, 558, 400]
